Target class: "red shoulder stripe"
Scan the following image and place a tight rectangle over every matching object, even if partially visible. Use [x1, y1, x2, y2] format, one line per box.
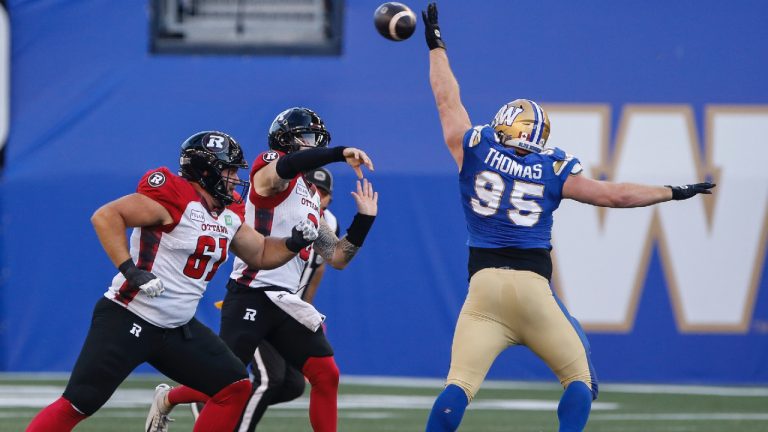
[137, 167, 198, 226]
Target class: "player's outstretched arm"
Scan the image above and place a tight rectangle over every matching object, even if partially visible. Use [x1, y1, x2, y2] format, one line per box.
[563, 174, 715, 207]
[231, 221, 318, 270]
[314, 179, 378, 269]
[423, 2, 471, 169]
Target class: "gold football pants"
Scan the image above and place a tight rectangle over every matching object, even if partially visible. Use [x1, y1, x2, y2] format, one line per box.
[446, 268, 594, 400]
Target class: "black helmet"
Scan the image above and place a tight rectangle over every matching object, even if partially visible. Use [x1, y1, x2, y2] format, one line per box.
[305, 168, 333, 194]
[179, 131, 249, 206]
[268, 107, 331, 153]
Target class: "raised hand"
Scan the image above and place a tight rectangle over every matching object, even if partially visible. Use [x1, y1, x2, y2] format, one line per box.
[342, 147, 374, 179]
[422, 2, 445, 50]
[351, 178, 378, 216]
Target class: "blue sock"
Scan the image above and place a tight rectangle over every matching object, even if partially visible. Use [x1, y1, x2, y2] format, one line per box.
[425, 384, 469, 432]
[557, 381, 593, 432]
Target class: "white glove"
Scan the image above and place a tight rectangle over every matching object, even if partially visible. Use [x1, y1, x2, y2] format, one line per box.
[297, 219, 319, 241]
[122, 263, 165, 298]
[138, 277, 165, 298]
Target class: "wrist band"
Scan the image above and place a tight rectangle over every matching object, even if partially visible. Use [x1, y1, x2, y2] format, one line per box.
[665, 185, 683, 200]
[345, 214, 376, 247]
[118, 258, 136, 275]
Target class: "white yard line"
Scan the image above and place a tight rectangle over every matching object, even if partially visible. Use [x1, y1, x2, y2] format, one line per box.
[0, 375, 765, 414]
[592, 413, 768, 421]
[0, 410, 398, 419]
[340, 376, 768, 397]
[0, 386, 618, 411]
[3, 373, 766, 397]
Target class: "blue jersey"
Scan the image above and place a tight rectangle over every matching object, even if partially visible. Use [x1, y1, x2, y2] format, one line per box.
[459, 125, 582, 250]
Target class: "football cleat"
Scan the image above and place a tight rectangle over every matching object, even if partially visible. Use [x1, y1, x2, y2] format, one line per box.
[145, 383, 175, 432]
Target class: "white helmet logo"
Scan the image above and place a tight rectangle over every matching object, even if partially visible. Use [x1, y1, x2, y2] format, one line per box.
[206, 135, 226, 152]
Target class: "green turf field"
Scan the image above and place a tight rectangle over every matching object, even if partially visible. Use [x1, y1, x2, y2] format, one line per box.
[1, 374, 767, 431]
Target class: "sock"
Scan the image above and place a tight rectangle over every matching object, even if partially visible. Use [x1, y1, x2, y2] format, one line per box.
[302, 356, 340, 432]
[194, 379, 251, 432]
[168, 385, 210, 405]
[26, 397, 88, 432]
[425, 384, 469, 432]
[557, 381, 592, 432]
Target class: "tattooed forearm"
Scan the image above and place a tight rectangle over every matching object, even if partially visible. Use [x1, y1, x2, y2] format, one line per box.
[314, 219, 362, 267]
[338, 237, 360, 263]
[313, 221, 338, 261]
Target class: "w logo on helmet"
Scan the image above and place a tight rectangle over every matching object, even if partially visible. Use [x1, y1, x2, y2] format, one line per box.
[492, 104, 524, 127]
[492, 99, 551, 154]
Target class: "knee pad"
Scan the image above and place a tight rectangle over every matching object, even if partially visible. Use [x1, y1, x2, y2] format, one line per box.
[302, 356, 339, 390]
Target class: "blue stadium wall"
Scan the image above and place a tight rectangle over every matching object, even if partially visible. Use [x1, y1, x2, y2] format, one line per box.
[1, 0, 767, 384]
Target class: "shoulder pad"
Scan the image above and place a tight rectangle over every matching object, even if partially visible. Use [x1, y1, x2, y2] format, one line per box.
[546, 148, 581, 176]
[541, 147, 567, 160]
[466, 125, 487, 148]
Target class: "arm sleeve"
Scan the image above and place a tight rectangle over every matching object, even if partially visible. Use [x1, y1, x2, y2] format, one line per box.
[275, 146, 347, 180]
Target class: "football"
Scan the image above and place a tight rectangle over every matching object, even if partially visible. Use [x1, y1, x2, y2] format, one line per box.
[374, 2, 417, 41]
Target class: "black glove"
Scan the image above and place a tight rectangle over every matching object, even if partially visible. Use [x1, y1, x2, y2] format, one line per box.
[422, 2, 445, 50]
[665, 182, 716, 200]
[119, 259, 164, 298]
[285, 219, 319, 253]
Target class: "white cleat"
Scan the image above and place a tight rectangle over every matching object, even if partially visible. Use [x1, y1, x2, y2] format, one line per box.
[145, 383, 175, 432]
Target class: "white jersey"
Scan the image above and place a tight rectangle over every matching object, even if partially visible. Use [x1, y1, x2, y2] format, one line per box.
[230, 150, 322, 293]
[105, 167, 242, 328]
[298, 208, 338, 296]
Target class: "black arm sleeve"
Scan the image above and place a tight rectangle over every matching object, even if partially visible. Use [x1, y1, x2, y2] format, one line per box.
[275, 147, 347, 180]
[345, 214, 375, 247]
